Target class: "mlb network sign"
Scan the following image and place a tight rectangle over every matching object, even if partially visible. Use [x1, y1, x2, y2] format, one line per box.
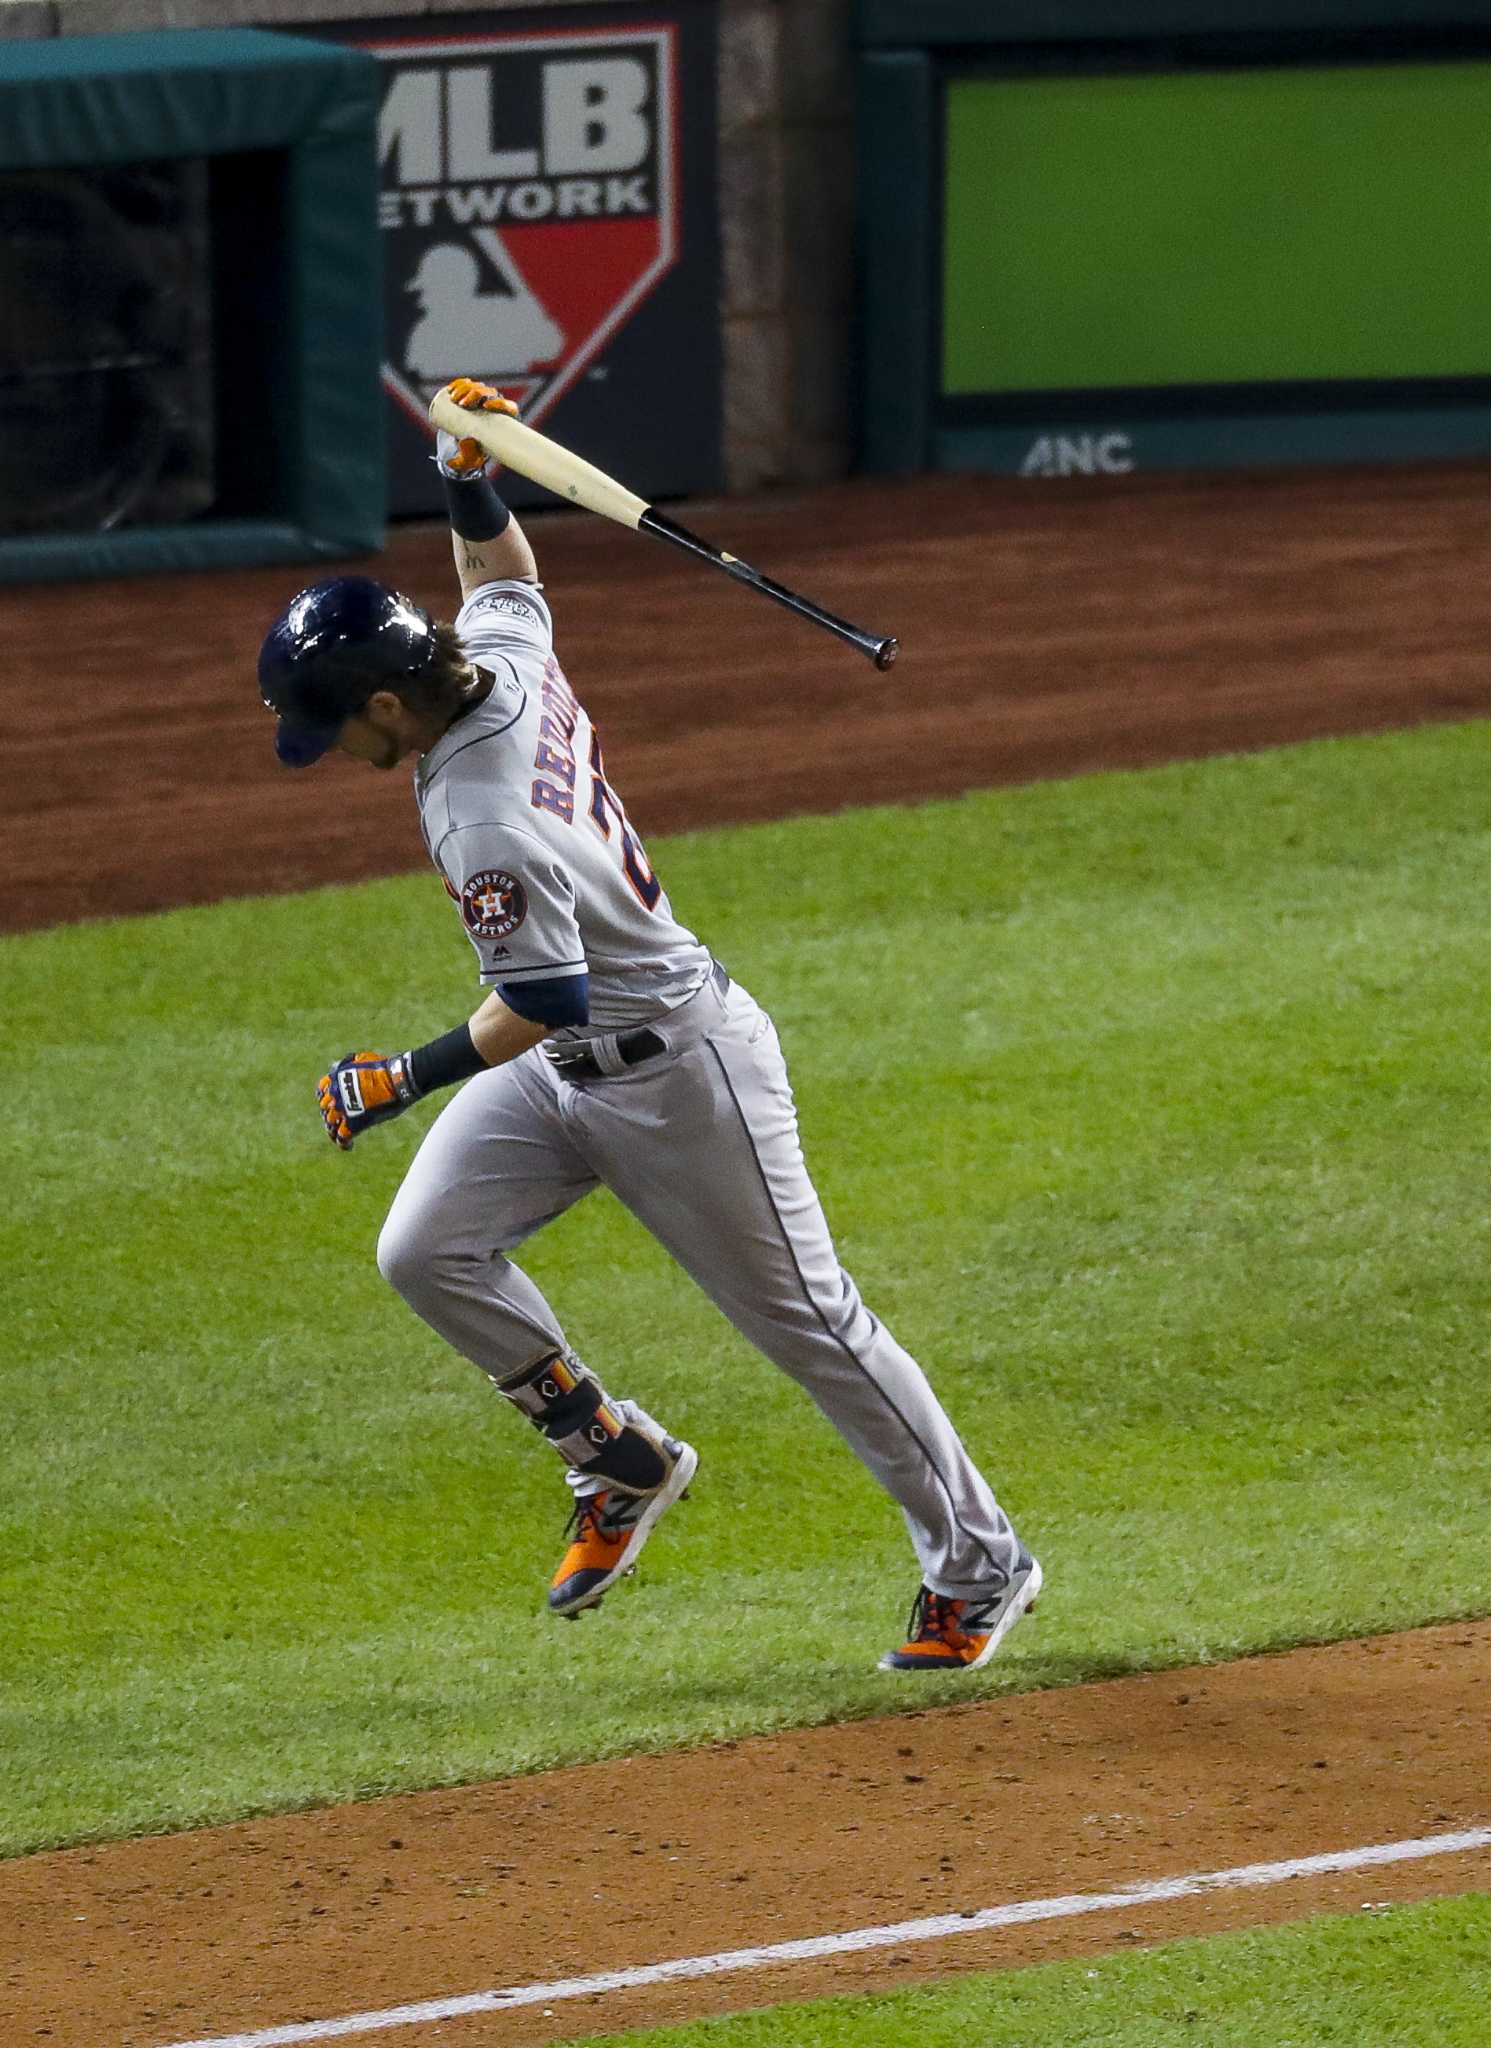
[351, 12, 718, 513]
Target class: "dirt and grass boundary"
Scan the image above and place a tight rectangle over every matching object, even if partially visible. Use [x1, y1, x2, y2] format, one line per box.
[6, 465, 1490, 2044]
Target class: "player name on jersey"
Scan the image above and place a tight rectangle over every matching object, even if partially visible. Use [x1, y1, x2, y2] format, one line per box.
[532, 656, 581, 823]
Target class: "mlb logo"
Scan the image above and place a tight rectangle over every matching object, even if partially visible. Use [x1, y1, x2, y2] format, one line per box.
[369, 26, 678, 442]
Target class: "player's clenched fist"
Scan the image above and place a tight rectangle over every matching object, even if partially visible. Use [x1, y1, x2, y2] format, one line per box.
[435, 377, 520, 478]
[317, 1050, 421, 1149]
[445, 376, 518, 415]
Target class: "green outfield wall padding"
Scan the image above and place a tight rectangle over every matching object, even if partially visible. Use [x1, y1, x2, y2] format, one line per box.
[933, 404, 1491, 479]
[856, 50, 934, 474]
[0, 522, 357, 585]
[0, 28, 383, 583]
[0, 29, 374, 169]
[856, 0, 1491, 44]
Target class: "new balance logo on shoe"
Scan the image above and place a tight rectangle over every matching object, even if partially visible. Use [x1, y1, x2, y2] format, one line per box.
[879, 1551, 1043, 1672]
[548, 1436, 698, 1617]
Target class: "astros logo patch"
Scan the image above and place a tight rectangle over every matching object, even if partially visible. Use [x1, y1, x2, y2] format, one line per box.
[461, 868, 528, 939]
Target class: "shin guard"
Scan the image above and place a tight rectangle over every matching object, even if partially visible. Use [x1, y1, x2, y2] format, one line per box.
[496, 1353, 668, 1493]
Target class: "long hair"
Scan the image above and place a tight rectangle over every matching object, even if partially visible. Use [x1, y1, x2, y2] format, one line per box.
[395, 621, 480, 723]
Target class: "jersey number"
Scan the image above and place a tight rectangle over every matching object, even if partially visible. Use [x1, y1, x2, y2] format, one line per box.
[588, 731, 662, 911]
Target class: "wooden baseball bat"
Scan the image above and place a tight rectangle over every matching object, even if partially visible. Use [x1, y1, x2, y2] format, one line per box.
[428, 390, 899, 672]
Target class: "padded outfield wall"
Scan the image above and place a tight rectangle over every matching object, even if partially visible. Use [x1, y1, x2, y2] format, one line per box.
[0, 0, 857, 545]
[858, 0, 1491, 478]
[0, 26, 383, 580]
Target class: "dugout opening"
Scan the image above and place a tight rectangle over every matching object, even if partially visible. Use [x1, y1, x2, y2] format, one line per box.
[0, 27, 383, 584]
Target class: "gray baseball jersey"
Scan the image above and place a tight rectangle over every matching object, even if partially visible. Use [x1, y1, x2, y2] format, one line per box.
[415, 580, 709, 1032]
[379, 576, 1026, 1602]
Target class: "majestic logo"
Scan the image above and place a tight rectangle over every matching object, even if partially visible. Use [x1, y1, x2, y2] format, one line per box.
[1020, 433, 1136, 479]
[461, 868, 528, 939]
[367, 26, 678, 437]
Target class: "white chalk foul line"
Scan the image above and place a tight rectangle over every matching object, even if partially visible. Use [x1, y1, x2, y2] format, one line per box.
[160, 1824, 1491, 2048]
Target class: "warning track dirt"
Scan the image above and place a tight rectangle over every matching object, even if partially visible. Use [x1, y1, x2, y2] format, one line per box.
[7, 465, 1491, 936]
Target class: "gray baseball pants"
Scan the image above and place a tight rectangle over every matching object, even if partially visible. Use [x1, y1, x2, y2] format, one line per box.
[376, 971, 1022, 1598]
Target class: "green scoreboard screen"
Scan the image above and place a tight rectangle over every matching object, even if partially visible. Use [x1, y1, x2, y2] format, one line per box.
[928, 57, 1491, 472]
[943, 61, 1491, 393]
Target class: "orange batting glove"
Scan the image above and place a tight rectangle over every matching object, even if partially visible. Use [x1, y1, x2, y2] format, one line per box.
[437, 377, 520, 476]
[446, 376, 518, 415]
[317, 1050, 421, 1150]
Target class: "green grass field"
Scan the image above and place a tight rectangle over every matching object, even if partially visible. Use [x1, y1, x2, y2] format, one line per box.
[6, 721, 1491, 1855]
[568, 1893, 1491, 2047]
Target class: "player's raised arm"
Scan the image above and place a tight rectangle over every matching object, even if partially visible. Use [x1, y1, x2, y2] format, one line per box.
[436, 377, 539, 598]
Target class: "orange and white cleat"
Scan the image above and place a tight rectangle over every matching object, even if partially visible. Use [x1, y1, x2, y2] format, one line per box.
[548, 1437, 698, 1618]
[879, 1552, 1043, 1672]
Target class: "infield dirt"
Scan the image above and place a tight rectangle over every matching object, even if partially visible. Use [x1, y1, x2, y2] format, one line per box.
[4, 464, 1490, 2044]
[6, 463, 1491, 934]
[3, 1622, 1488, 2045]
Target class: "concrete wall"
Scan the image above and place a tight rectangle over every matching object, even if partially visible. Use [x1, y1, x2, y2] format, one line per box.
[0, 0, 856, 492]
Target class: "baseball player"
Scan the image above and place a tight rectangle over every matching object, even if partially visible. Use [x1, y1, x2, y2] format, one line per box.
[257, 376, 1041, 1672]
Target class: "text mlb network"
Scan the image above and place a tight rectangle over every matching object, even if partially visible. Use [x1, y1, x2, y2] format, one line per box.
[379, 54, 662, 229]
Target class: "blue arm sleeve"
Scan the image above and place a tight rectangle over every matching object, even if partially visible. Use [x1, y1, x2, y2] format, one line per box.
[498, 972, 590, 1028]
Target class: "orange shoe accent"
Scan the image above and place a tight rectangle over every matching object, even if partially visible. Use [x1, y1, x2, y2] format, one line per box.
[551, 1492, 630, 1589]
[881, 1593, 991, 1669]
[547, 1439, 699, 1618]
[879, 1560, 1043, 1674]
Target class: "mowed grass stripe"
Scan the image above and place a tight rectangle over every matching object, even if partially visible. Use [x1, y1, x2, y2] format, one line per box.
[5, 722, 1491, 1852]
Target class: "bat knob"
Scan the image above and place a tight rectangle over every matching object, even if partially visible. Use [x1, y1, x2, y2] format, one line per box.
[873, 637, 899, 672]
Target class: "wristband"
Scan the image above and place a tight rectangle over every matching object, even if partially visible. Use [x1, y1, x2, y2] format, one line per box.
[440, 471, 512, 544]
[384, 1051, 422, 1106]
[406, 1022, 489, 1098]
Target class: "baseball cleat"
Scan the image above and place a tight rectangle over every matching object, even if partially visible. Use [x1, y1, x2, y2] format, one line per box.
[878, 1551, 1042, 1673]
[548, 1436, 698, 1618]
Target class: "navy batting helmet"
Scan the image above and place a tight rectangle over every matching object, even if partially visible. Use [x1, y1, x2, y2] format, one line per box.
[258, 576, 438, 767]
